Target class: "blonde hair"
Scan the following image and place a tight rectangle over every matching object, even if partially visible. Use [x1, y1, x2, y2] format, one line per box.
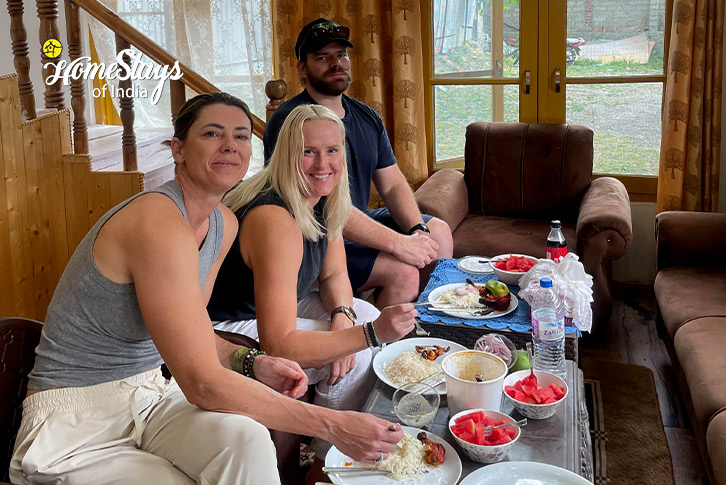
[223, 104, 351, 241]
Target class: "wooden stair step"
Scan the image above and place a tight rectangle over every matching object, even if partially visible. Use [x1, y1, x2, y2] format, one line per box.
[87, 124, 175, 190]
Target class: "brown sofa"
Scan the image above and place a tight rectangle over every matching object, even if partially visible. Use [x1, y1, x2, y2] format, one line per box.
[415, 122, 632, 331]
[655, 211, 726, 485]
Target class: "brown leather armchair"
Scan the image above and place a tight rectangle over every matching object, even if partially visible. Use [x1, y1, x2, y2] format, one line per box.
[0, 319, 307, 485]
[414, 122, 633, 331]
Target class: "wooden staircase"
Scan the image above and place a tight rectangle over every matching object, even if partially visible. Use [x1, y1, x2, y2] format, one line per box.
[0, 73, 143, 320]
[87, 125, 174, 190]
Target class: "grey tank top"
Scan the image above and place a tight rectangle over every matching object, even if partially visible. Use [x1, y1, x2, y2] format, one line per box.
[28, 180, 223, 390]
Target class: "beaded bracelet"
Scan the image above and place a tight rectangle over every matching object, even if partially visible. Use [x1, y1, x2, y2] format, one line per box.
[366, 321, 380, 347]
[362, 324, 372, 348]
[231, 347, 267, 380]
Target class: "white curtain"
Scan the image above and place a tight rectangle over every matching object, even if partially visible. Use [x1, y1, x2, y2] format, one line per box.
[87, 0, 272, 174]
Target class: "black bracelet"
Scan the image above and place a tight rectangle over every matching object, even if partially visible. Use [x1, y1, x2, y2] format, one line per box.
[366, 321, 380, 347]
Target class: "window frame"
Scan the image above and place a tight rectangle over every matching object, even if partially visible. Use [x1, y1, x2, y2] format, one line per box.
[421, 0, 673, 202]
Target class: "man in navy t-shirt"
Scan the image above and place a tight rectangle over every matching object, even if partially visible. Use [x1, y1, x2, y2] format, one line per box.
[264, 18, 453, 308]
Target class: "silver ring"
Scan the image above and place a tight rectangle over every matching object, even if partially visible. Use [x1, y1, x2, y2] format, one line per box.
[376, 451, 383, 463]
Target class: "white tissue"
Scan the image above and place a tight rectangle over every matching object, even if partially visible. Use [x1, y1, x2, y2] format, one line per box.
[518, 253, 594, 333]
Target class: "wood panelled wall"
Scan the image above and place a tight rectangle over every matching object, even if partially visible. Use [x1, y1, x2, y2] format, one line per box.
[0, 74, 143, 320]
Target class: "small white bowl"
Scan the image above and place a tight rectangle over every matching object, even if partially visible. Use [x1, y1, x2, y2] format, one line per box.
[448, 408, 520, 464]
[489, 254, 538, 286]
[503, 369, 569, 419]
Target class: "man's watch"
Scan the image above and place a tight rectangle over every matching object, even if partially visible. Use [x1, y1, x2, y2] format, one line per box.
[408, 222, 430, 235]
[331, 305, 357, 324]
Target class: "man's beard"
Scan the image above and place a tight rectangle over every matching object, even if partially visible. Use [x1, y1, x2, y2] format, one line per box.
[306, 68, 351, 96]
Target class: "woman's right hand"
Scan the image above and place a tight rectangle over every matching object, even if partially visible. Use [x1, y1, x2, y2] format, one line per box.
[372, 303, 417, 344]
[327, 411, 404, 463]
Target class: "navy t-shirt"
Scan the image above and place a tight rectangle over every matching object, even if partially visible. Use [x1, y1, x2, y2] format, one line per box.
[263, 90, 397, 211]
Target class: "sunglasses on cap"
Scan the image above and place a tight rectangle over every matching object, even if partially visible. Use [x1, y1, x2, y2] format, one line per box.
[296, 23, 351, 60]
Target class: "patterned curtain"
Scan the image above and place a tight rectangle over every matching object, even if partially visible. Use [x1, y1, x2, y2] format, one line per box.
[273, 0, 428, 204]
[657, 0, 723, 212]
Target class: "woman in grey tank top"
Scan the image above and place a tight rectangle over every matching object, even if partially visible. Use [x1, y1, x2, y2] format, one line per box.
[11, 94, 404, 485]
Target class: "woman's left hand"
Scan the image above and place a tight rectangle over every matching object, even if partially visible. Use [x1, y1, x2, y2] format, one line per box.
[253, 355, 309, 398]
[328, 353, 356, 386]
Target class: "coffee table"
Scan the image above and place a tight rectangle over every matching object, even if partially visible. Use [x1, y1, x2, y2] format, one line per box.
[362, 360, 593, 482]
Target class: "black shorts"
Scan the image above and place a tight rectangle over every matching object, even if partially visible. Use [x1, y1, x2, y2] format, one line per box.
[344, 208, 433, 292]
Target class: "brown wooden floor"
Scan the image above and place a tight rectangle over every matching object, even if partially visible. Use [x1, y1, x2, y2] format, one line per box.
[580, 283, 709, 484]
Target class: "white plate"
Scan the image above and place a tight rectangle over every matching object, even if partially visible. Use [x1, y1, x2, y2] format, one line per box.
[428, 283, 518, 320]
[325, 426, 462, 485]
[458, 256, 494, 274]
[373, 337, 466, 394]
[458, 461, 591, 485]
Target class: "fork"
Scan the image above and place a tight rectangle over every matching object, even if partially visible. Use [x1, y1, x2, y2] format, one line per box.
[483, 418, 528, 436]
[413, 319, 429, 336]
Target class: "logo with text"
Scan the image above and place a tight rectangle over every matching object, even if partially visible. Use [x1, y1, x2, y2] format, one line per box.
[45, 42, 183, 105]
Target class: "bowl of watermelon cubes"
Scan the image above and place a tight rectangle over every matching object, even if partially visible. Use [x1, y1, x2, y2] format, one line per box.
[503, 369, 568, 419]
[490, 254, 538, 286]
[448, 409, 521, 464]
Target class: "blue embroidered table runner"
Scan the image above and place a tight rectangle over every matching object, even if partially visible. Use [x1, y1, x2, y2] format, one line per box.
[417, 258, 580, 336]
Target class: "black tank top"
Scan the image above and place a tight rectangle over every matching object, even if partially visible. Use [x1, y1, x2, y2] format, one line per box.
[207, 190, 328, 321]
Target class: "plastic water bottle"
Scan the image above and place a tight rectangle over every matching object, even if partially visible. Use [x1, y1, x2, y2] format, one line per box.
[530, 277, 566, 379]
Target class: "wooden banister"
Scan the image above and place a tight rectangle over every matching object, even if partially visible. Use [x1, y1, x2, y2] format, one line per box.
[70, 0, 265, 139]
[265, 79, 287, 123]
[37, 0, 65, 109]
[170, 79, 186, 124]
[115, 35, 137, 171]
[65, 0, 88, 153]
[7, 0, 36, 119]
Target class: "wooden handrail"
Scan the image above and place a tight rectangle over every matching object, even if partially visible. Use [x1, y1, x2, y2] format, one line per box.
[70, 0, 266, 139]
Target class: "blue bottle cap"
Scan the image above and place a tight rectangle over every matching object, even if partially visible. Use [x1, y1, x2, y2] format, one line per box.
[540, 277, 553, 288]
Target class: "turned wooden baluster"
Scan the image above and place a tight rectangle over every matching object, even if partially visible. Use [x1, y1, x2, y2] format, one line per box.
[115, 35, 137, 171]
[37, 0, 65, 109]
[65, 0, 88, 153]
[7, 0, 36, 119]
[265, 79, 287, 122]
[170, 79, 186, 124]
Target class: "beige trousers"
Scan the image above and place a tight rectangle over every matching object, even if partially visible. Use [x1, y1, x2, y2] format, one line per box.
[10, 368, 280, 485]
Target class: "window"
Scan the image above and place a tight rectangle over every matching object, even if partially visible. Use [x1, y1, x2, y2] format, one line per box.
[423, 0, 670, 199]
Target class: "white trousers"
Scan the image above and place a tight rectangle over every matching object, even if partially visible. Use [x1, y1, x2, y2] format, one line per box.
[214, 293, 381, 457]
[10, 368, 280, 485]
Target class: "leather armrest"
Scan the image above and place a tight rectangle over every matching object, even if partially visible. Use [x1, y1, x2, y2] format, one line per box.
[655, 211, 726, 271]
[214, 330, 260, 349]
[576, 177, 632, 262]
[414, 169, 469, 231]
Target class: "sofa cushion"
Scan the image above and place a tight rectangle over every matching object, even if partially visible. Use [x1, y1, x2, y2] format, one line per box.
[464, 122, 593, 223]
[451, 215, 577, 259]
[673, 317, 726, 433]
[706, 410, 726, 485]
[654, 267, 726, 339]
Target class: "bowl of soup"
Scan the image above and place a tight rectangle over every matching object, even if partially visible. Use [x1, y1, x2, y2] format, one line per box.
[441, 350, 507, 416]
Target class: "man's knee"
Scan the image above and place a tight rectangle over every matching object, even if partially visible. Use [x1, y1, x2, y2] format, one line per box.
[428, 217, 454, 258]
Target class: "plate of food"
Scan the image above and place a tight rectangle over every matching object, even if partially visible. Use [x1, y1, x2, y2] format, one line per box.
[427, 282, 518, 320]
[373, 337, 466, 394]
[458, 461, 591, 485]
[325, 426, 462, 485]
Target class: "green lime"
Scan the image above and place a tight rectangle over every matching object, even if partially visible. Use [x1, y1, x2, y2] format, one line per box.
[509, 349, 530, 373]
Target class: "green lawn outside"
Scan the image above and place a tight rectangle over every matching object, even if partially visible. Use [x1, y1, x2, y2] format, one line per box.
[433, 46, 663, 175]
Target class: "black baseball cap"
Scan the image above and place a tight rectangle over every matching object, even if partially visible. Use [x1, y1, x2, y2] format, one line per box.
[295, 18, 353, 61]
